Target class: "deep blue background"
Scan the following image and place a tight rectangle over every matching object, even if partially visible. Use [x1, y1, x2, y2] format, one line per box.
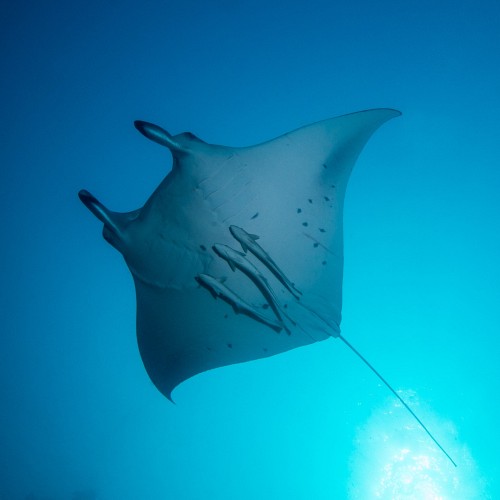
[1, 1, 499, 498]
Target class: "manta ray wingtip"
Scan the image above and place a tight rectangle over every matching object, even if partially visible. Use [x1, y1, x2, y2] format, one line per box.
[383, 108, 402, 118]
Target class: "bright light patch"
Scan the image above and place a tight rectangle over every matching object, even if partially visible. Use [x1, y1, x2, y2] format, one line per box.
[347, 390, 488, 499]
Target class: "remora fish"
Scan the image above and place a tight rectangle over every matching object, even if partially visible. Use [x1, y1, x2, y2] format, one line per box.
[195, 274, 283, 333]
[229, 225, 302, 299]
[212, 244, 294, 333]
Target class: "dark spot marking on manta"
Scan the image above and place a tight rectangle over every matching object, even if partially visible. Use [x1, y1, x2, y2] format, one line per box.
[319, 228, 326, 233]
[331, 184, 336, 189]
[322, 260, 327, 266]
[227, 343, 233, 349]
[297, 208, 302, 214]
[251, 212, 259, 219]
[302, 222, 309, 227]
[263, 347, 268, 352]
[324, 196, 330, 202]
[200, 244, 207, 251]
[284, 304, 288, 309]
[322, 163, 328, 169]
[313, 242, 319, 248]
[308, 198, 313, 204]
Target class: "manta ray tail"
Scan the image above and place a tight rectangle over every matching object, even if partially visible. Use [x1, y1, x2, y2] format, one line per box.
[338, 334, 457, 468]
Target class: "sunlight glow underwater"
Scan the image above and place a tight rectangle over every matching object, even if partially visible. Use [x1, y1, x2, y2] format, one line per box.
[348, 391, 488, 499]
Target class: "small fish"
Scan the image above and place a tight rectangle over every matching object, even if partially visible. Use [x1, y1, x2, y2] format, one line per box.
[212, 244, 294, 333]
[195, 274, 283, 333]
[229, 225, 302, 300]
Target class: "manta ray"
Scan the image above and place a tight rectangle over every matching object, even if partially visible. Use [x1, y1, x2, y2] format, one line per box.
[79, 108, 456, 466]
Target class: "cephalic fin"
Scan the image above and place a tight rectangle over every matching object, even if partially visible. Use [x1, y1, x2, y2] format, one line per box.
[134, 120, 186, 154]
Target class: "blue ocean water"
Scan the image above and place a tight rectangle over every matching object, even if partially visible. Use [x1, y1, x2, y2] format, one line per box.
[1, 1, 499, 498]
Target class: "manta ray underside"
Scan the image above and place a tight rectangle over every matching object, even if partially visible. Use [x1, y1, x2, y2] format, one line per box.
[79, 108, 456, 467]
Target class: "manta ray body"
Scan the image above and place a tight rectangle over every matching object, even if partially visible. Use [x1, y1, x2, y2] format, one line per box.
[79, 109, 456, 466]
